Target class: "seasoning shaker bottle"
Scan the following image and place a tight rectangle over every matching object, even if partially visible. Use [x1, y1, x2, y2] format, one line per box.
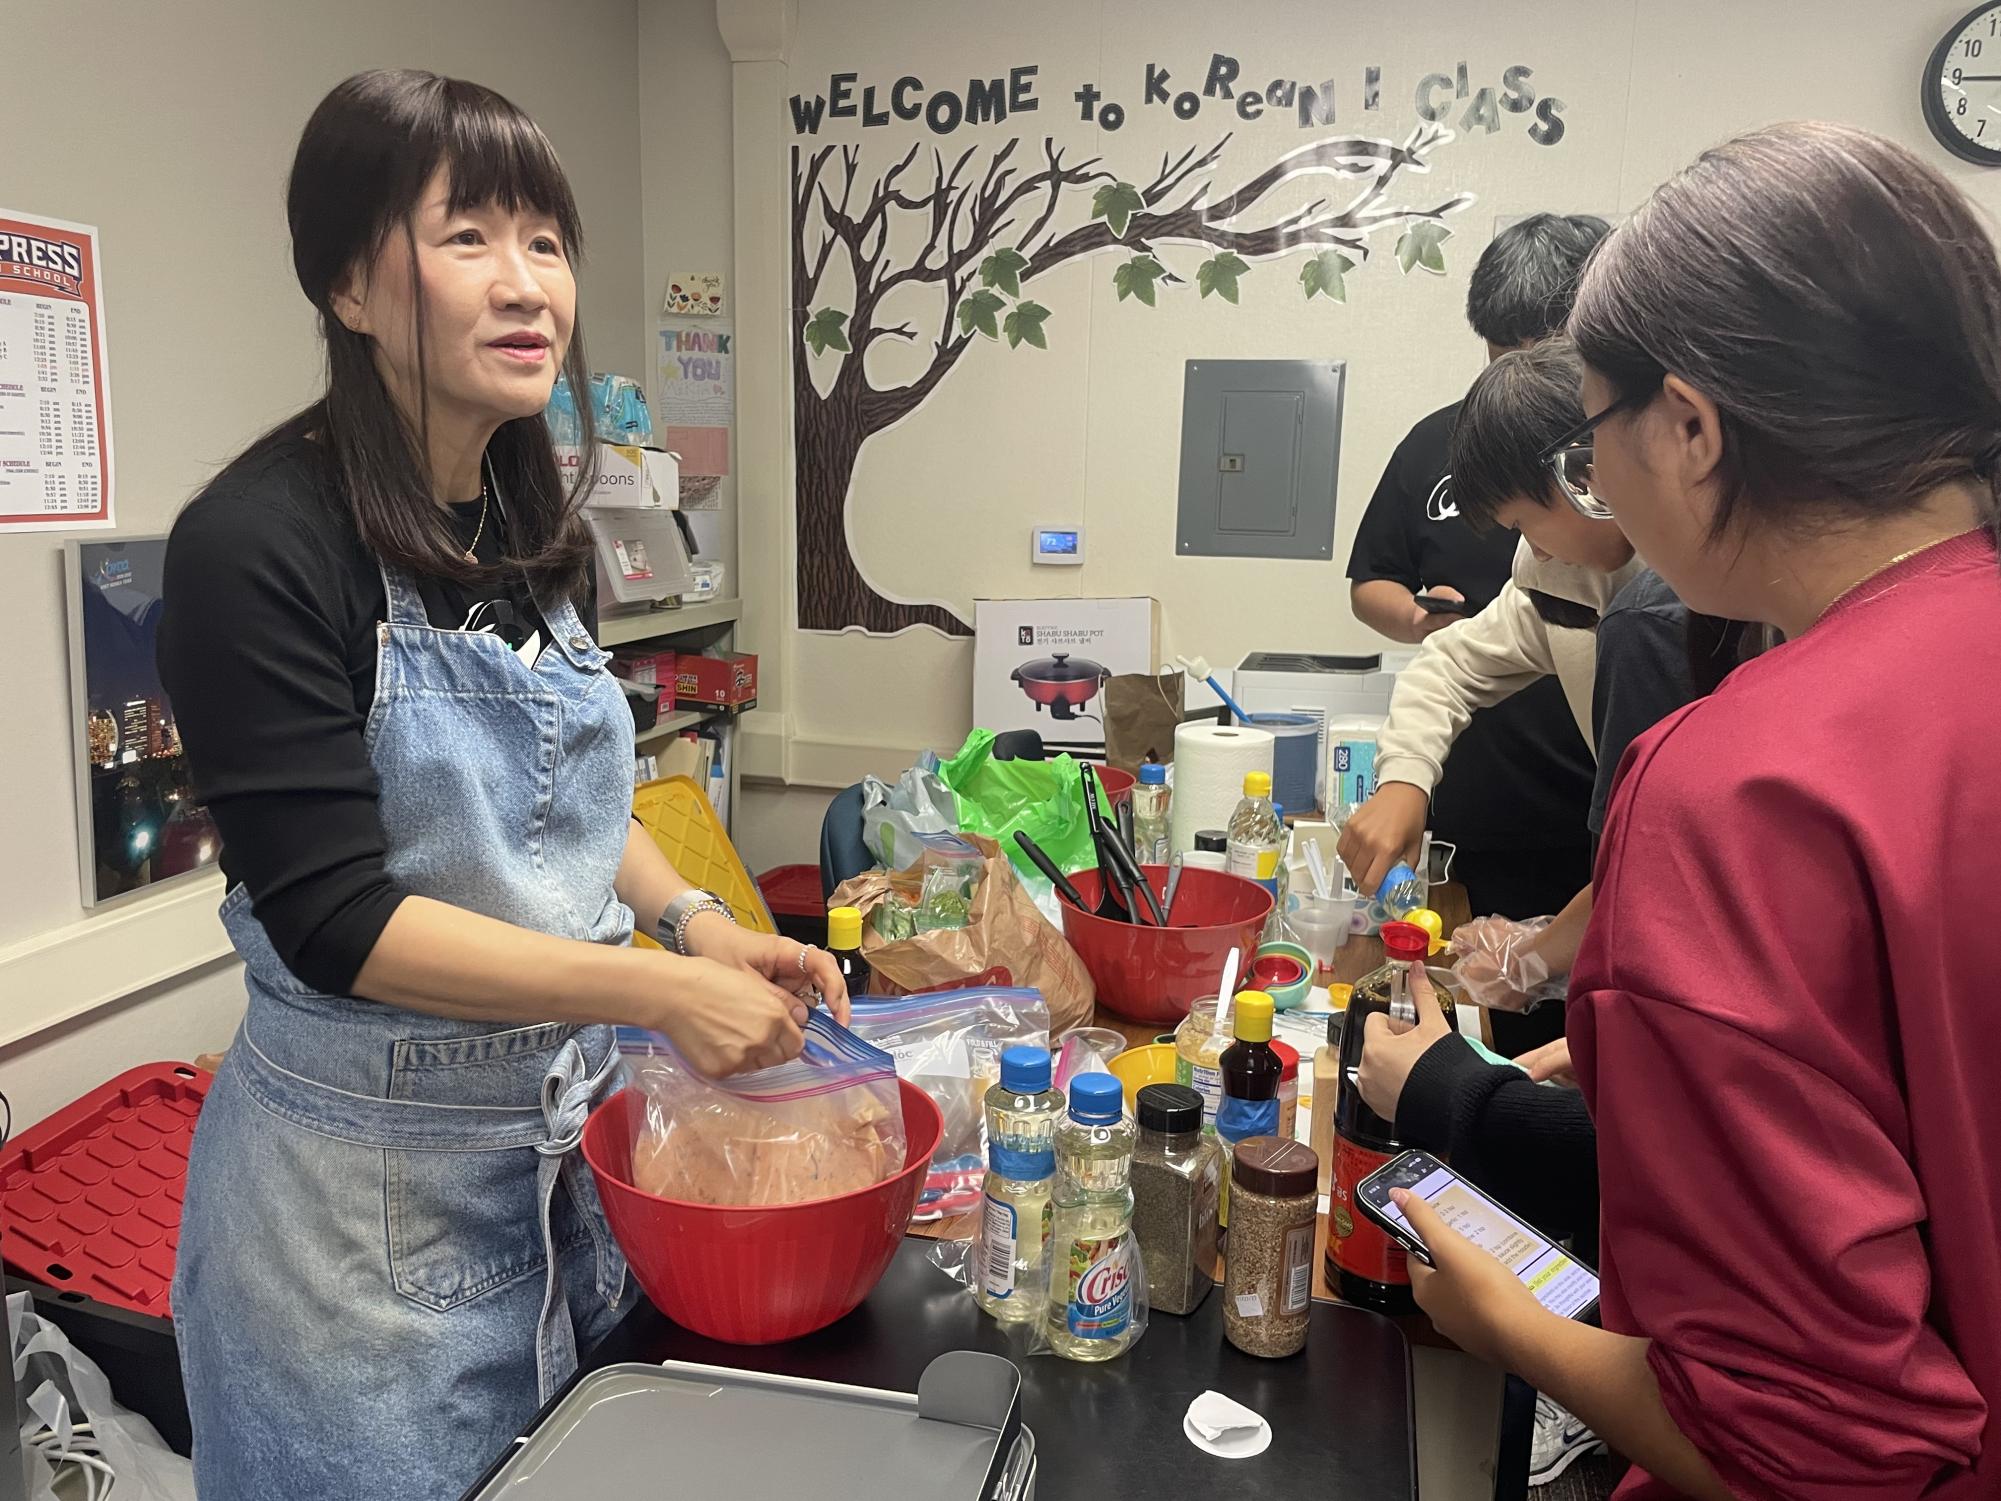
[1273, 1040, 1300, 1141]
[1223, 1136, 1319, 1359]
[1129, 1084, 1220, 1317]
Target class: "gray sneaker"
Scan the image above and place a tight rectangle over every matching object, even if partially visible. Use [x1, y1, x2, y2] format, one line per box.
[1530, 1395, 1607, 1487]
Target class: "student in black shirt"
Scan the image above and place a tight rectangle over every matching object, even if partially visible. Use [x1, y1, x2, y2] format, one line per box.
[1346, 213, 1610, 1053]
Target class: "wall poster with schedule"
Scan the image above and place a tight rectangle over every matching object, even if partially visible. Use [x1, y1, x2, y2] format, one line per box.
[0, 209, 114, 532]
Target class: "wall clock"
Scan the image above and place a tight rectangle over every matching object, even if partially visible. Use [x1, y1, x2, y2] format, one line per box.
[1926, 3, 2001, 165]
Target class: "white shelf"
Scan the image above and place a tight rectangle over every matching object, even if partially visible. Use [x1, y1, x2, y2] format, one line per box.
[598, 597, 742, 647]
[635, 706, 724, 746]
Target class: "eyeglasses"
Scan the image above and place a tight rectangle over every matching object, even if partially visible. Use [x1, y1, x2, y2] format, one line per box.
[1536, 391, 1646, 521]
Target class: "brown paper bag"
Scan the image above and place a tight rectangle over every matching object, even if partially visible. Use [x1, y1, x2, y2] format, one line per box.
[1104, 671, 1185, 774]
[831, 834, 1095, 1034]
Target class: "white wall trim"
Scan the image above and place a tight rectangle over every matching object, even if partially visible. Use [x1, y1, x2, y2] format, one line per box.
[0, 874, 232, 1051]
[740, 709, 930, 791]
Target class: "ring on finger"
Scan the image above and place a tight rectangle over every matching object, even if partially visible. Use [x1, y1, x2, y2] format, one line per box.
[796, 945, 814, 975]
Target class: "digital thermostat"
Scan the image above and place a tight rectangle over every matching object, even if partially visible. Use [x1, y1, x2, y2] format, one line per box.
[1031, 526, 1085, 565]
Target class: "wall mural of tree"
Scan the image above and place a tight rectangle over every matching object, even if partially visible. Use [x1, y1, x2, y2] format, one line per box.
[791, 122, 1473, 636]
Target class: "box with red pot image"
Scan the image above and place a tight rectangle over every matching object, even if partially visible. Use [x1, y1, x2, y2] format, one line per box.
[972, 597, 1160, 761]
[675, 651, 758, 710]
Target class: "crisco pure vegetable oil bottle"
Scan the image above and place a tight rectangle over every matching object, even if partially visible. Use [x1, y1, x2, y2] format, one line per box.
[1046, 1074, 1139, 1362]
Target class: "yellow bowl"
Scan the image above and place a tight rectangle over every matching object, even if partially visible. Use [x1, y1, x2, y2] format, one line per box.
[1107, 1043, 1181, 1110]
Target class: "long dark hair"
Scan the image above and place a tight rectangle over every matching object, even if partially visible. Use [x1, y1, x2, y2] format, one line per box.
[1569, 122, 2001, 548]
[257, 69, 595, 600]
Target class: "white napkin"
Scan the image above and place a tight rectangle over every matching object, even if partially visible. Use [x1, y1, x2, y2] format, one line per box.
[1184, 1389, 1273, 1459]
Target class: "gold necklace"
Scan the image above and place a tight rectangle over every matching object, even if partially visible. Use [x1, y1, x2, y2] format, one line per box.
[1817, 532, 1966, 620]
[461, 484, 489, 565]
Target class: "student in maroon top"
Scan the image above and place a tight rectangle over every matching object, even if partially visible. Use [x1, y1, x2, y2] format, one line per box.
[1390, 122, 2000, 1500]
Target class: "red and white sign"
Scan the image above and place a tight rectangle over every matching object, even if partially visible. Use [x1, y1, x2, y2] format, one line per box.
[0, 209, 113, 532]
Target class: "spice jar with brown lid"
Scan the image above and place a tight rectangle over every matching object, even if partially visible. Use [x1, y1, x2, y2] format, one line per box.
[1223, 1136, 1319, 1358]
[1129, 1084, 1220, 1316]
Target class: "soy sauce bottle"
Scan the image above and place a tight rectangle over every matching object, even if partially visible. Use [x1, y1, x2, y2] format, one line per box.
[826, 905, 870, 998]
[1326, 921, 1453, 1313]
[1215, 991, 1282, 1239]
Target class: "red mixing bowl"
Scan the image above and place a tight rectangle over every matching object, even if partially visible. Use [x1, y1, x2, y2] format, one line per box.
[1092, 765, 1135, 809]
[1059, 865, 1273, 1025]
[581, 1079, 944, 1345]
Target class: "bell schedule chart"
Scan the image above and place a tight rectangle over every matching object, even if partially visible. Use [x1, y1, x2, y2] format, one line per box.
[0, 209, 114, 532]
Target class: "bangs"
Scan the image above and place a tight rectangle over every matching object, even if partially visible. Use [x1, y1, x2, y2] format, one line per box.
[436, 80, 585, 253]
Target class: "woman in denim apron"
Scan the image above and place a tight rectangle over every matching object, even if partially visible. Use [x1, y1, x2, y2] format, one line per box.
[161, 72, 847, 1501]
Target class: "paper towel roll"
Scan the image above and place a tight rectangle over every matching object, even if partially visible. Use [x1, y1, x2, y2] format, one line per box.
[1170, 723, 1275, 856]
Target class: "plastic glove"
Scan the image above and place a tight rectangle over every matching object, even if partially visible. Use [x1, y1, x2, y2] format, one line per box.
[1448, 915, 1565, 1012]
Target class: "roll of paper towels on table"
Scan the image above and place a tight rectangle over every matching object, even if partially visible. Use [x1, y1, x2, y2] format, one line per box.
[1170, 723, 1275, 856]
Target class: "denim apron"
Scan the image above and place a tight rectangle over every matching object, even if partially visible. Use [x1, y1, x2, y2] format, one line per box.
[174, 562, 636, 1501]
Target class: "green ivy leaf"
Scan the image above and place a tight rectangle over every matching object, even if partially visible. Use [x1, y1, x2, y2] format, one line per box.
[802, 306, 851, 355]
[1111, 254, 1166, 307]
[1002, 300, 1051, 349]
[1196, 251, 1250, 304]
[1091, 182, 1146, 239]
[1300, 249, 1356, 302]
[1396, 222, 1452, 276]
[957, 287, 1006, 340]
[980, 247, 1031, 298]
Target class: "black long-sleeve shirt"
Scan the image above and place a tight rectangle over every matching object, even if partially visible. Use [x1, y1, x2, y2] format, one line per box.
[1392, 568, 1699, 1248]
[158, 434, 595, 996]
[1394, 1037, 1600, 1249]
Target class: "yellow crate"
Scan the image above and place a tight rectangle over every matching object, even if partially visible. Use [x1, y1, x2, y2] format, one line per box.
[630, 776, 775, 949]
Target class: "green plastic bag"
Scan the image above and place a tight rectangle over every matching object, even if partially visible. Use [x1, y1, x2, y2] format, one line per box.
[937, 730, 1097, 878]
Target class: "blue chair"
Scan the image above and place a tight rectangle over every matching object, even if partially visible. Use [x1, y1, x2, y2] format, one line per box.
[819, 783, 871, 903]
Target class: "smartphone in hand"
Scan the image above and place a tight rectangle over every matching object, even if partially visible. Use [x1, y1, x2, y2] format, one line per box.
[1413, 593, 1473, 617]
[1357, 1149, 1600, 1321]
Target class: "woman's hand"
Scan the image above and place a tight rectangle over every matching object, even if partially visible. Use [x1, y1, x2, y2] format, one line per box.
[1394, 1185, 1555, 1366]
[1515, 1038, 1576, 1086]
[1358, 961, 1453, 1121]
[1336, 783, 1429, 898]
[653, 956, 808, 1076]
[685, 913, 851, 1023]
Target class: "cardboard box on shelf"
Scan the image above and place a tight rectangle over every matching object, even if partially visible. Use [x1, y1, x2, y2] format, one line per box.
[613, 648, 677, 688]
[676, 652, 758, 709]
[556, 442, 681, 510]
[973, 597, 1160, 761]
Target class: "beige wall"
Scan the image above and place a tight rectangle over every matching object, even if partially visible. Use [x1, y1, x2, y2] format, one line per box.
[722, 0, 2001, 879]
[0, 0, 648, 1120]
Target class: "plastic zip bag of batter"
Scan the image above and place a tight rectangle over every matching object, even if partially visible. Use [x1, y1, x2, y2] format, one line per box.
[619, 1014, 906, 1206]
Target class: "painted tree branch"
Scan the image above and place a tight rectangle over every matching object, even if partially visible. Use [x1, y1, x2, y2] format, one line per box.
[789, 124, 1472, 636]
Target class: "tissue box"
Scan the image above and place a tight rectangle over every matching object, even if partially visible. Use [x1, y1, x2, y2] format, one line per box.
[676, 652, 758, 709]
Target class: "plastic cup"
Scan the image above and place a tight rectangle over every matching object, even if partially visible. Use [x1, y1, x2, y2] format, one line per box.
[1287, 894, 1357, 974]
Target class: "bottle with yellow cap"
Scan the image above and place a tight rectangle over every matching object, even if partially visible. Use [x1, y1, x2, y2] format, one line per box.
[825, 905, 870, 999]
[1225, 771, 1284, 903]
[1215, 990, 1282, 1236]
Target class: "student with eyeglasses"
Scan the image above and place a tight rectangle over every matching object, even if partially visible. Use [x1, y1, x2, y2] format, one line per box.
[1345, 335, 1721, 1485]
[1388, 122, 2000, 1501]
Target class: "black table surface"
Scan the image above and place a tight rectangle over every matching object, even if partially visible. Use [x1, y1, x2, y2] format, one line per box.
[499, 1237, 1417, 1499]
